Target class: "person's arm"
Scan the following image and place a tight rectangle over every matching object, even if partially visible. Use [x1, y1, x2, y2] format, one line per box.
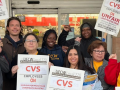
[0, 50, 9, 73]
[7, 55, 18, 79]
[74, 37, 82, 46]
[58, 29, 69, 46]
[104, 59, 119, 85]
[58, 25, 75, 47]
[104, 54, 119, 85]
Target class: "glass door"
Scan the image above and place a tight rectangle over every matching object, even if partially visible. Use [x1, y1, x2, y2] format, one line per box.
[60, 14, 102, 39]
[15, 14, 58, 47]
[13, 9, 58, 48]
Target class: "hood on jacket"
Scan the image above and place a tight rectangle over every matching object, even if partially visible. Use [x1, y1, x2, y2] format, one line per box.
[80, 22, 95, 40]
[5, 34, 23, 48]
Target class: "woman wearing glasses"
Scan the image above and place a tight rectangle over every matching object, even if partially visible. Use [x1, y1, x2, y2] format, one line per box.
[84, 40, 114, 90]
[9, 33, 53, 90]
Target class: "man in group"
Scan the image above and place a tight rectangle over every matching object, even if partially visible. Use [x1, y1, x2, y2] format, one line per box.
[0, 17, 25, 90]
[58, 22, 109, 60]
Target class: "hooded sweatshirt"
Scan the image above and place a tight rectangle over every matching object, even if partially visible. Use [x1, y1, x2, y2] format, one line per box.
[40, 45, 65, 67]
[58, 22, 109, 61]
[2, 34, 25, 90]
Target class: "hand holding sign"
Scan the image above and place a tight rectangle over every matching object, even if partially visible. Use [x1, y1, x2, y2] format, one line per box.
[48, 62, 54, 68]
[109, 54, 117, 59]
[47, 66, 85, 90]
[11, 65, 18, 76]
[75, 37, 82, 43]
[62, 46, 68, 53]
[17, 54, 49, 90]
[64, 25, 70, 32]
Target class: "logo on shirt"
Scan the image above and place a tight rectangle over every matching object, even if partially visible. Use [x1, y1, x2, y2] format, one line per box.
[48, 54, 59, 60]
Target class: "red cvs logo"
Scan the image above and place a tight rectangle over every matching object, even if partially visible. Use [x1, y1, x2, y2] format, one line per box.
[110, 2, 120, 9]
[57, 79, 73, 87]
[0, 0, 2, 6]
[26, 66, 40, 72]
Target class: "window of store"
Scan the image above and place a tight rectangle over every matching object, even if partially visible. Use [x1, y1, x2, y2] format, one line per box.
[15, 14, 102, 48]
[15, 14, 58, 47]
[61, 14, 102, 40]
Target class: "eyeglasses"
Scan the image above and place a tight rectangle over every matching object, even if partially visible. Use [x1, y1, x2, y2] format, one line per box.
[93, 50, 105, 54]
[25, 40, 37, 43]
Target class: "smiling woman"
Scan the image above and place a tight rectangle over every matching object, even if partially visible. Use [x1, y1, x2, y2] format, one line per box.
[40, 29, 65, 67]
[84, 40, 114, 90]
[63, 45, 103, 90]
[9, 32, 54, 90]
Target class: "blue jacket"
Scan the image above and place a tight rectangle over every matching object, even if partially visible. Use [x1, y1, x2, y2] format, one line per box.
[40, 45, 65, 67]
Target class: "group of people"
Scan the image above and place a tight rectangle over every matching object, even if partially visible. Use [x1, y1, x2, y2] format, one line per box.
[0, 17, 119, 90]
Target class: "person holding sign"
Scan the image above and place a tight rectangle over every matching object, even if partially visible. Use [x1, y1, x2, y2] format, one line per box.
[58, 22, 109, 61]
[104, 54, 120, 89]
[84, 40, 114, 90]
[10, 33, 53, 90]
[0, 17, 25, 90]
[0, 40, 9, 90]
[64, 45, 103, 90]
[40, 29, 65, 66]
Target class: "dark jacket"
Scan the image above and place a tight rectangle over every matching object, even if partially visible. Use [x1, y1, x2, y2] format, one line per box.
[2, 35, 25, 62]
[0, 51, 9, 90]
[58, 22, 109, 61]
[40, 45, 65, 67]
[2, 35, 25, 90]
[85, 58, 114, 90]
[10, 50, 47, 90]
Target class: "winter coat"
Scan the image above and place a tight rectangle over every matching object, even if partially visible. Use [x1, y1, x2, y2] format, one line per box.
[2, 35, 25, 90]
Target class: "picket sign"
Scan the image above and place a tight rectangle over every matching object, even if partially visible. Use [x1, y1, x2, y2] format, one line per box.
[115, 87, 120, 90]
[17, 54, 49, 90]
[95, 0, 120, 37]
[0, 0, 9, 20]
[46, 66, 85, 90]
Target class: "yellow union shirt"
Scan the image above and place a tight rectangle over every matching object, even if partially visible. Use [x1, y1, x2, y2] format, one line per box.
[117, 73, 120, 86]
[36, 51, 38, 55]
[93, 60, 103, 72]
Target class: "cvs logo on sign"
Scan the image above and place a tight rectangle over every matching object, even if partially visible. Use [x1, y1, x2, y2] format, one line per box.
[109, 2, 120, 9]
[57, 79, 73, 87]
[26, 66, 40, 72]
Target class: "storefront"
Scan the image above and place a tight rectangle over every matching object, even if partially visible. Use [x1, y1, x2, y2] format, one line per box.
[1, 0, 112, 54]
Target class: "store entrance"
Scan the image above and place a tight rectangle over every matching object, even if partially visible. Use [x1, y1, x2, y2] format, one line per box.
[14, 14, 102, 48]
[15, 14, 58, 47]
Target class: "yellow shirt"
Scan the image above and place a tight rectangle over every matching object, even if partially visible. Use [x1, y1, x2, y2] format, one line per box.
[117, 73, 120, 86]
[93, 60, 103, 72]
[36, 51, 38, 55]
